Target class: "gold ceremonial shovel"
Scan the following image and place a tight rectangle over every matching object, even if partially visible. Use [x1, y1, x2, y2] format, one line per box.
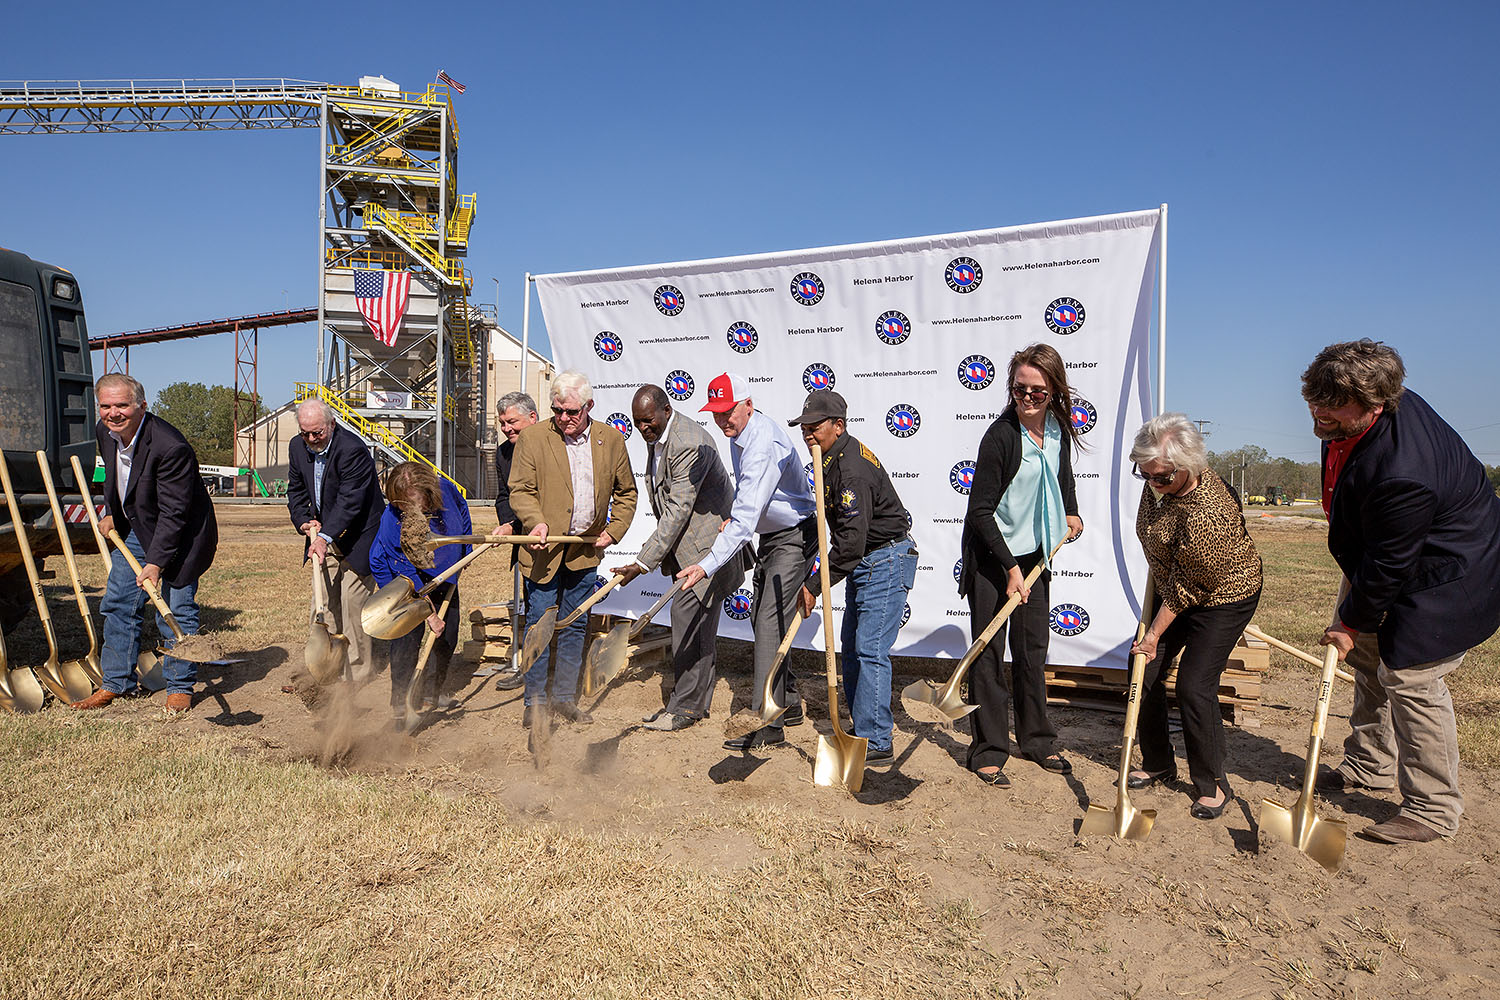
[102, 529, 229, 666]
[37, 452, 103, 686]
[0, 623, 46, 714]
[521, 572, 627, 676]
[0, 450, 94, 703]
[362, 543, 496, 640]
[1079, 574, 1158, 841]
[581, 577, 686, 696]
[1244, 625, 1349, 873]
[757, 606, 806, 728]
[900, 538, 1065, 726]
[304, 538, 349, 686]
[809, 442, 867, 792]
[69, 455, 165, 689]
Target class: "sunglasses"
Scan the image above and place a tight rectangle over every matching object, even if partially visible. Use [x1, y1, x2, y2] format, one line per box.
[1010, 385, 1050, 403]
[551, 405, 585, 417]
[1132, 463, 1179, 487]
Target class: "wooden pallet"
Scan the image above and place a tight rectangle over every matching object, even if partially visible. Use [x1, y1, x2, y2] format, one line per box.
[464, 605, 675, 669]
[1043, 632, 1270, 728]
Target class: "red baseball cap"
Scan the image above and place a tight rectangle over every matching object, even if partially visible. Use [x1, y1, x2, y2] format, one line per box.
[700, 372, 752, 413]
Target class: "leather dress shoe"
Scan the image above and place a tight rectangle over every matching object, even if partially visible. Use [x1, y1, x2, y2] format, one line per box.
[642, 712, 696, 732]
[72, 689, 118, 710]
[494, 666, 525, 691]
[864, 747, 895, 767]
[1360, 815, 1445, 844]
[522, 704, 534, 728]
[553, 702, 593, 725]
[164, 692, 192, 713]
[723, 727, 785, 751]
[1315, 766, 1387, 794]
[1127, 767, 1177, 789]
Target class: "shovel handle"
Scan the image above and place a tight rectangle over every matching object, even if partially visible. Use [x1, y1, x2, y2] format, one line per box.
[556, 573, 627, 629]
[103, 529, 187, 640]
[936, 538, 1066, 702]
[36, 452, 98, 645]
[405, 587, 456, 721]
[69, 455, 115, 579]
[415, 542, 494, 597]
[757, 604, 807, 721]
[810, 443, 852, 741]
[426, 533, 595, 548]
[1243, 625, 1356, 683]
[0, 451, 61, 649]
[628, 577, 686, 641]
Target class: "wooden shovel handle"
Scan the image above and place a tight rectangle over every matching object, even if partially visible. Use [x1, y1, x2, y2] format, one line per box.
[415, 542, 493, 597]
[405, 587, 456, 720]
[557, 573, 627, 629]
[104, 529, 186, 640]
[939, 538, 1067, 699]
[810, 443, 848, 737]
[69, 455, 115, 579]
[426, 534, 595, 547]
[36, 452, 96, 641]
[628, 577, 686, 641]
[1243, 625, 1356, 683]
[0, 451, 59, 643]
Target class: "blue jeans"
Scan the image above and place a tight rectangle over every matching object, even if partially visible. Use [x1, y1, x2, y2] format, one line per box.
[840, 539, 918, 753]
[522, 567, 597, 705]
[99, 529, 201, 695]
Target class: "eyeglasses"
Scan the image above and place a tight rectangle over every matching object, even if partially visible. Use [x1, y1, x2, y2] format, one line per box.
[551, 405, 584, 417]
[1010, 385, 1050, 403]
[1132, 463, 1179, 487]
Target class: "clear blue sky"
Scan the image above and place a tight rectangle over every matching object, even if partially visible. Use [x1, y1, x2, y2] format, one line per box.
[4, 1, 1497, 462]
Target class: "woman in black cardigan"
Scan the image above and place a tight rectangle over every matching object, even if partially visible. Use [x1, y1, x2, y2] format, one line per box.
[957, 343, 1084, 787]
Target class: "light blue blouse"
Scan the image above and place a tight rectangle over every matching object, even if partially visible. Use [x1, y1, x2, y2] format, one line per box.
[993, 412, 1066, 565]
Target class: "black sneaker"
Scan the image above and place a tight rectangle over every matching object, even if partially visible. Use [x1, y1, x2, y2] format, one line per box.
[781, 703, 805, 727]
[723, 727, 785, 751]
[865, 747, 895, 767]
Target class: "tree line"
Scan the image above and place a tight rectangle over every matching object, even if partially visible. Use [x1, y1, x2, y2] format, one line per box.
[151, 382, 265, 468]
[1208, 445, 1500, 502]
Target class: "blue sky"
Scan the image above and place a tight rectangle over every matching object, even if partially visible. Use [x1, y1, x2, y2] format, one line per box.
[4, 1, 1497, 461]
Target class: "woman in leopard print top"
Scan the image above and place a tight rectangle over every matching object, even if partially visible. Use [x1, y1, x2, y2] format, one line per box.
[1127, 413, 1262, 820]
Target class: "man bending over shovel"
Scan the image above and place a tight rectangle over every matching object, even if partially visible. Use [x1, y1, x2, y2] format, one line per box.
[74, 373, 218, 715]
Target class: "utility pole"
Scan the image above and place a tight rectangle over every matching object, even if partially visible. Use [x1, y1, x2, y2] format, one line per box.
[1193, 419, 1212, 438]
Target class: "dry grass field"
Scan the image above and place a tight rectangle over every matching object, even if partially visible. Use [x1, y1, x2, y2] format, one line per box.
[2, 505, 1498, 999]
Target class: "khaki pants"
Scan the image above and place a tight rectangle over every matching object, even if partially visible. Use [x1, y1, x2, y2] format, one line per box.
[310, 548, 377, 685]
[1333, 579, 1464, 834]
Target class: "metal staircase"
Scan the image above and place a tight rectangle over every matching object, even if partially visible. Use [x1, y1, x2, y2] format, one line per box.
[295, 382, 466, 497]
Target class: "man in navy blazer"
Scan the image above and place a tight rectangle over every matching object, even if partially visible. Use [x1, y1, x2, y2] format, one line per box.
[287, 399, 385, 684]
[1304, 340, 1500, 844]
[74, 373, 218, 713]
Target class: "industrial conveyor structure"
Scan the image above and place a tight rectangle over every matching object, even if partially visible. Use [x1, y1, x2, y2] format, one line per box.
[0, 77, 486, 496]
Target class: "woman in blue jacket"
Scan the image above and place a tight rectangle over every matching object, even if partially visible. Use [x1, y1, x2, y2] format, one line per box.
[369, 462, 471, 726]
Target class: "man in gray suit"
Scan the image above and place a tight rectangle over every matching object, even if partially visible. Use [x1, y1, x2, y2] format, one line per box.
[610, 385, 746, 731]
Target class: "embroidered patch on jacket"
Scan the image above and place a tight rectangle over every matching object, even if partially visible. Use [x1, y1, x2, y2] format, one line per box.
[839, 488, 859, 515]
[858, 443, 883, 469]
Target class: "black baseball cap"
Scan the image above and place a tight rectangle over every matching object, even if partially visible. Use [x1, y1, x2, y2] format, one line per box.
[788, 389, 848, 426]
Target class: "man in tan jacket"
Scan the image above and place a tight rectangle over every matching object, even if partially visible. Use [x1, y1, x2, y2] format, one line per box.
[509, 371, 637, 726]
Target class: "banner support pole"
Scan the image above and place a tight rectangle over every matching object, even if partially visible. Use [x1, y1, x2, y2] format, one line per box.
[512, 271, 535, 674]
[1156, 203, 1168, 414]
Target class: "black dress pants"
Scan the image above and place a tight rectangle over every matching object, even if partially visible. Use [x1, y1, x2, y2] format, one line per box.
[389, 584, 460, 713]
[1137, 590, 1260, 798]
[965, 548, 1057, 772]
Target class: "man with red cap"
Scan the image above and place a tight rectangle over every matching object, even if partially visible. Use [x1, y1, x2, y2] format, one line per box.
[678, 372, 817, 751]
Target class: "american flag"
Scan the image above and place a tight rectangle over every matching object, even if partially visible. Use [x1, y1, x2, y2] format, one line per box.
[354, 268, 411, 347]
[436, 70, 466, 94]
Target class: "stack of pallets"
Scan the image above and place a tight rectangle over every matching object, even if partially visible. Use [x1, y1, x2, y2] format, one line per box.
[1043, 631, 1271, 728]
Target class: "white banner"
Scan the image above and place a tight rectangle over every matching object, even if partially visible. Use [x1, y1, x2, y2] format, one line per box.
[534, 209, 1160, 668]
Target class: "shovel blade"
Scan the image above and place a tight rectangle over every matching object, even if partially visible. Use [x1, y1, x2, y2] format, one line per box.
[305, 625, 348, 686]
[814, 733, 868, 793]
[519, 607, 557, 671]
[1079, 800, 1156, 841]
[58, 659, 95, 701]
[137, 653, 166, 691]
[1260, 797, 1347, 872]
[1, 668, 46, 713]
[899, 678, 977, 725]
[361, 579, 431, 640]
[81, 653, 104, 688]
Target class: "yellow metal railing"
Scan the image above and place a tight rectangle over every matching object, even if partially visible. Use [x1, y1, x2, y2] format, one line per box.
[325, 83, 457, 141]
[447, 193, 477, 247]
[326, 246, 409, 271]
[363, 203, 467, 288]
[295, 382, 466, 497]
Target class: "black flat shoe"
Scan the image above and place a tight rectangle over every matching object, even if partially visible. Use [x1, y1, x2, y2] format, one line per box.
[1190, 778, 1233, 820]
[1029, 752, 1072, 774]
[974, 767, 1010, 788]
[1127, 767, 1177, 789]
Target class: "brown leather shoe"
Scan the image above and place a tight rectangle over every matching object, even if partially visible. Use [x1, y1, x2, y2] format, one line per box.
[1360, 815, 1446, 844]
[165, 692, 192, 713]
[72, 689, 118, 710]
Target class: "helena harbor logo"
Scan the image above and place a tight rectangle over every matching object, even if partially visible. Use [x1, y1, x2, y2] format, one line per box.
[723, 589, 754, 621]
[1070, 396, 1097, 434]
[654, 284, 685, 316]
[1049, 603, 1090, 636]
[953, 558, 963, 584]
[957, 354, 995, 390]
[606, 412, 632, 439]
[945, 257, 983, 293]
[875, 310, 911, 346]
[1045, 297, 1085, 335]
[664, 370, 695, 401]
[727, 321, 758, 354]
[804, 461, 816, 493]
[802, 362, 836, 392]
[593, 331, 623, 362]
[791, 271, 825, 306]
[900, 602, 911, 629]
[949, 460, 975, 494]
[886, 403, 921, 438]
